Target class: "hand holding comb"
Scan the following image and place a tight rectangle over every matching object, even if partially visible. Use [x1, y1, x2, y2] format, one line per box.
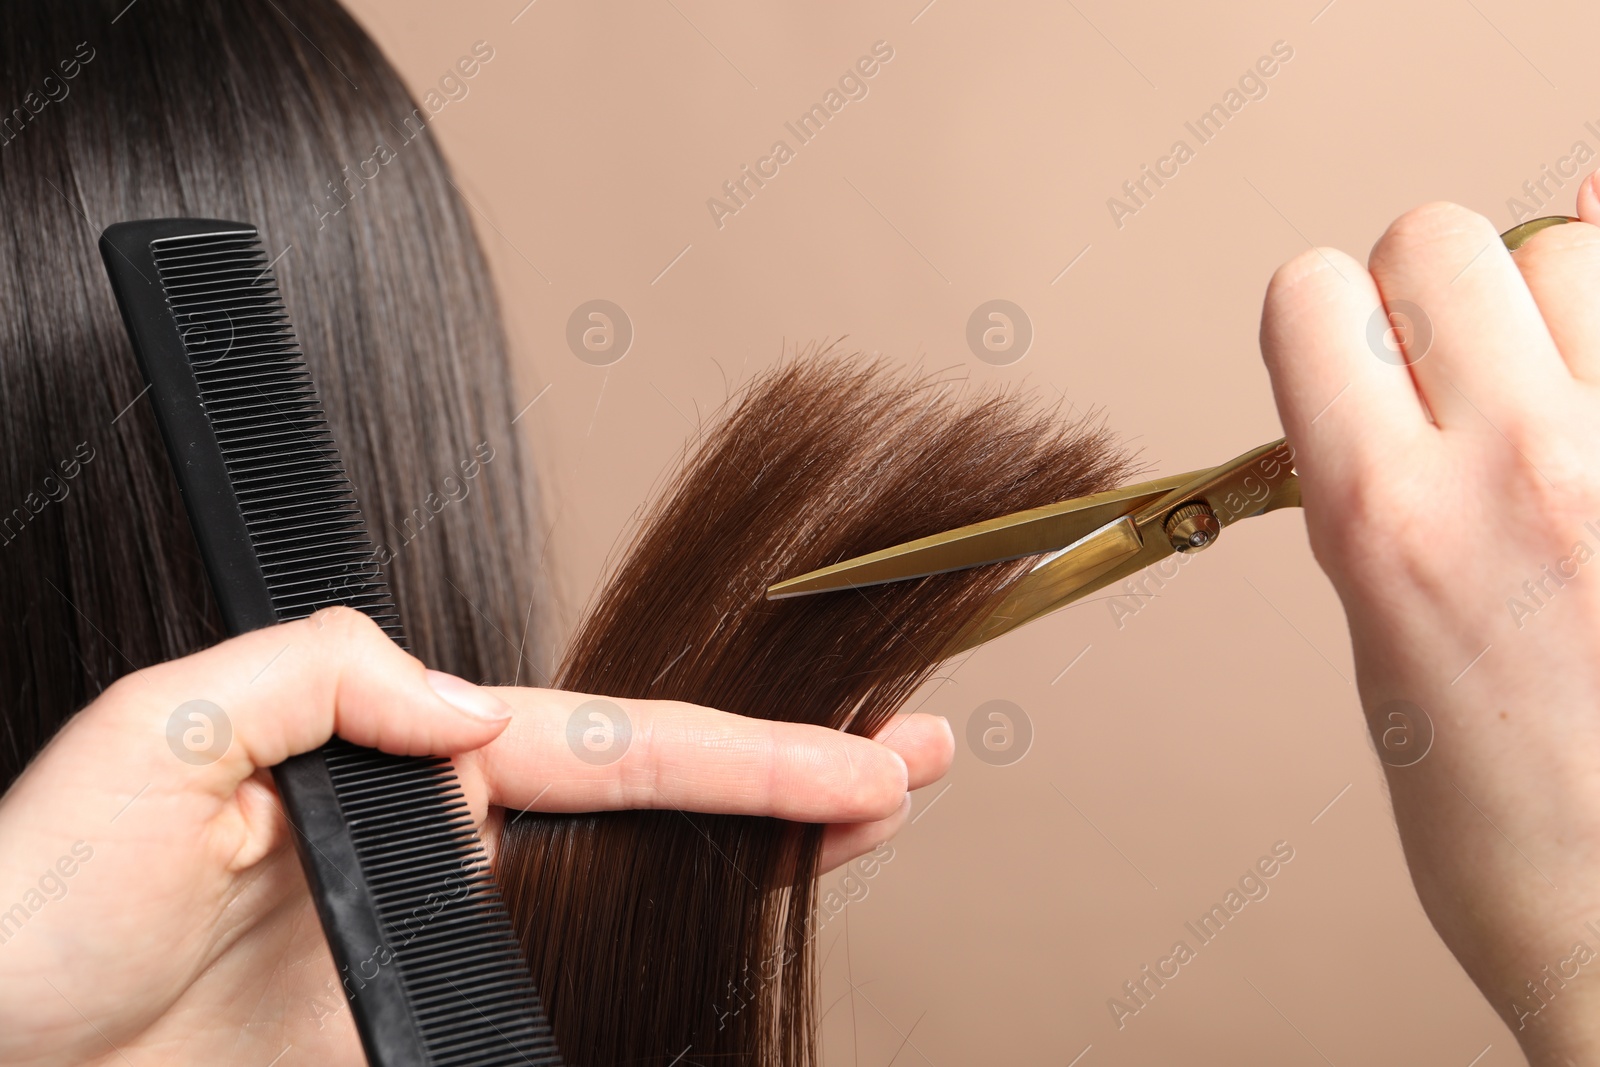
[99, 218, 563, 1067]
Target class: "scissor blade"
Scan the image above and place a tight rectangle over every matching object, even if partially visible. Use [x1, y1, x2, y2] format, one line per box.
[764, 470, 1197, 599]
[948, 515, 1146, 653]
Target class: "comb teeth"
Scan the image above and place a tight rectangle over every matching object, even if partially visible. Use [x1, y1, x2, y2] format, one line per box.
[150, 234, 403, 636]
[323, 742, 562, 1065]
[145, 229, 562, 1067]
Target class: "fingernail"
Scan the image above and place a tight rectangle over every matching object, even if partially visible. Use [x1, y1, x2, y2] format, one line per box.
[937, 715, 954, 749]
[426, 669, 513, 722]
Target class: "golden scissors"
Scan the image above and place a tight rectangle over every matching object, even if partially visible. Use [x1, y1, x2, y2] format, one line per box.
[766, 215, 1574, 655]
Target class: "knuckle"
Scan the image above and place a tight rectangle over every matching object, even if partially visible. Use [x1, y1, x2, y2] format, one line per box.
[614, 715, 660, 804]
[1266, 246, 1356, 303]
[304, 604, 382, 644]
[795, 734, 853, 811]
[87, 671, 148, 728]
[759, 727, 786, 814]
[96, 669, 141, 707]
[1304, 461, 1419, 576]
[1513, 219, 1600, 280]
[1506, 428, 1600, 530]
[1372, 201, 1494, 268]
[299, 606, 419, 682]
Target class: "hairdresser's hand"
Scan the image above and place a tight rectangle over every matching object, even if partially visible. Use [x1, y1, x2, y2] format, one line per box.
[0, 606, 949, 1067]
[1260, 178, 1600, 1065]
[474, 695, 947, 877]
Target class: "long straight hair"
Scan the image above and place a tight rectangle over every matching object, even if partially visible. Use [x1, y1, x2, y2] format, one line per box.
[0, 6, 1135, 1062]
[498, 352, 1134, 1065]
[0, 0, 548, 787]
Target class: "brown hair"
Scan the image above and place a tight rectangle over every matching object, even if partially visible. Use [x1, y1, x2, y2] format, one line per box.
[0, 0, 547, 786]
[0, 4, 1130, 1058]
[497, 350, 1134, 1065]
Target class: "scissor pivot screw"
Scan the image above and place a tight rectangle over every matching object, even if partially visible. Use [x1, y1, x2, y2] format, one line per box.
[1165, 502, 1220, 553]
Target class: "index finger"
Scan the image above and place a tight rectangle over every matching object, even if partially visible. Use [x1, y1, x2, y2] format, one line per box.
[477, 688, 912, 824]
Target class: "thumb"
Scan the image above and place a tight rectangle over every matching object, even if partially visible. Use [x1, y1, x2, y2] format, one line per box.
[96, 606, 511, 789]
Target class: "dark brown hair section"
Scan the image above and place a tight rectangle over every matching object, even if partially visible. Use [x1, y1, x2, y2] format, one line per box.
[498, 350, 1136, 1065]
[0, 0, 548, 787]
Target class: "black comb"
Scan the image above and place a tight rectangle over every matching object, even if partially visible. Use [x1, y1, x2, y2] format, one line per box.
[98, 219, 563, 1067]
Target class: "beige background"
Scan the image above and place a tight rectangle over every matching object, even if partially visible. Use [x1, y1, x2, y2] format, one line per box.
[338, 1, 1595, 1062]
